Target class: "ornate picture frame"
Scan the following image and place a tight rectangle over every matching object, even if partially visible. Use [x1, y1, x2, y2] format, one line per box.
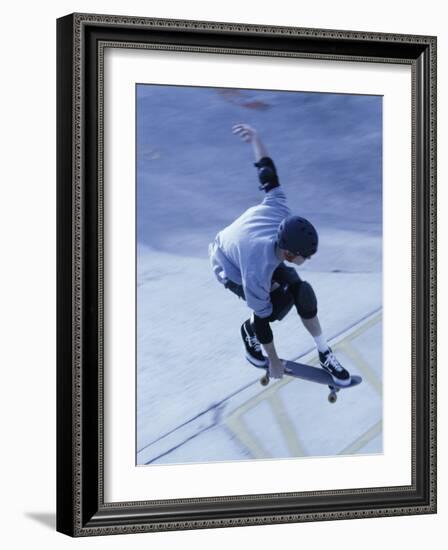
[56, 13, 436, 536]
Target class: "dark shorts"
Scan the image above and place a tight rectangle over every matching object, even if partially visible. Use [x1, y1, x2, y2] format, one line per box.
[225, 263, 303, 322]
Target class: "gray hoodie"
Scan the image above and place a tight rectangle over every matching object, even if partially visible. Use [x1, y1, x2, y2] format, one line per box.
[209, 187, 291, 318]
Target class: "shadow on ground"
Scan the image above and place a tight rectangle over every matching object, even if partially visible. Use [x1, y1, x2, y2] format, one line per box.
[25, 512, 56, 530]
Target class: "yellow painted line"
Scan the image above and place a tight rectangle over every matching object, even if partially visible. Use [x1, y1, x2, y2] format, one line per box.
[266, 392, 307, 457]
[224, 311, 382, 458]
[224, 377, 293, 459]
[225, 415, 272, 459]
[336, 340, 382, 396]
[338, 420, 383, 455]
[339, 312, 382, 345]
[226, 376, 291, 418]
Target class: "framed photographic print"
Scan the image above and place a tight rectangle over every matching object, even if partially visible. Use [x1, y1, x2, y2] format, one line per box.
[56, 13, 437, 537]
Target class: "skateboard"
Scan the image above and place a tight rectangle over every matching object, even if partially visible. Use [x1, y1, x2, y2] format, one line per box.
[255, 359, 362, 403]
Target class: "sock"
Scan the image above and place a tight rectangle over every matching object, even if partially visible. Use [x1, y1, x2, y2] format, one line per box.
[314, 334, 329, 354]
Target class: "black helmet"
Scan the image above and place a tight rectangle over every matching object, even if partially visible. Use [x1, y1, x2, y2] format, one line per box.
[277, 215, 318, 258]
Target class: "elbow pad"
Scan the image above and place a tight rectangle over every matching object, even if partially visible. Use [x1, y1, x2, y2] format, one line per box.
[252, 314, 273, 344]
[254, 157, 279, 193]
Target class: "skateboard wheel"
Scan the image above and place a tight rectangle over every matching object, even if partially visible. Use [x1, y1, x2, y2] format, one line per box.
[260, 375, 270, 386]
[328, 392, 337, 404]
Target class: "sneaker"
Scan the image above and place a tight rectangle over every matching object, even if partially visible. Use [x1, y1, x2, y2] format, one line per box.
[240, 320, 268, 367]
[319, 347, 351, 386]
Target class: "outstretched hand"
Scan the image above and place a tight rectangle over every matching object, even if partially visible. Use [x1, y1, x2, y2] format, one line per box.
[269, 358, 284, 380]
[232, 123, 257, 143]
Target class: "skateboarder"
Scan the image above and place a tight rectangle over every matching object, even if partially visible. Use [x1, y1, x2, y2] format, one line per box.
[209, 124, 351, 385]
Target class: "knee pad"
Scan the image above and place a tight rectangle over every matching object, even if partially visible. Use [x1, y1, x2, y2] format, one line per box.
[292, 280, 317, 319]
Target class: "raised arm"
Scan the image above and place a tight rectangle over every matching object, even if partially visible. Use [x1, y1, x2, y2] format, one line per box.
[232, 124, 280, 193]
[232, 123, 269, 161]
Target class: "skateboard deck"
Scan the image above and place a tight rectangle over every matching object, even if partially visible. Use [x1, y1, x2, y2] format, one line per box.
[255, 359, 362, 403]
